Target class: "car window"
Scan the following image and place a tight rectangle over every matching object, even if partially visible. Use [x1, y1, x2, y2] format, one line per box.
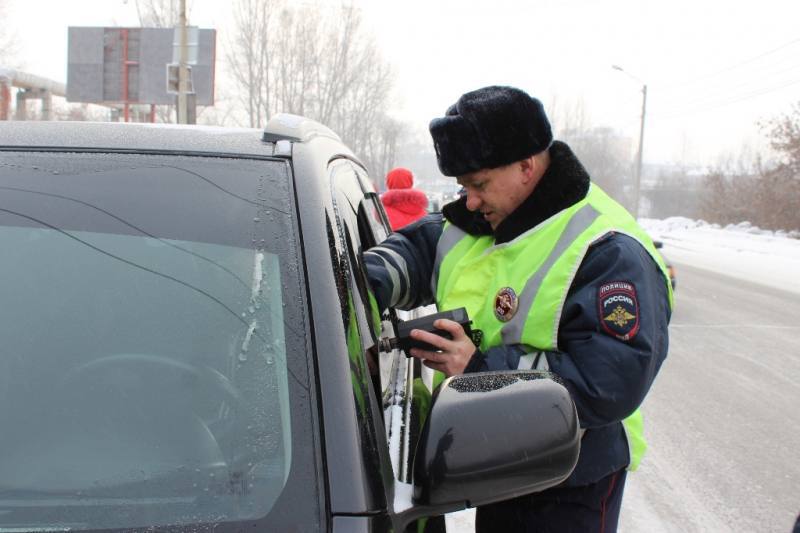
[330, 161, 386, 349]
[0, 151, 320, 531]
[325, 159, 394, 489]
[364, 194, 391, 241]
[353, 166, 392, 242]
[332, 161, 430, 492]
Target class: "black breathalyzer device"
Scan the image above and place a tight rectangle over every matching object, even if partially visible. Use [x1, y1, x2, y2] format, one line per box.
[378, 307, 482, 356]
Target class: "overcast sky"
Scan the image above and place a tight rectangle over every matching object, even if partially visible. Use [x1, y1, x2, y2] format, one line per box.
[4, 0, 800, 167]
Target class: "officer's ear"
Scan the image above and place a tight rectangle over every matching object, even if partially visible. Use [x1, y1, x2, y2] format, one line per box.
[520, 151, 550, 187]
[518, 156, 537, 184]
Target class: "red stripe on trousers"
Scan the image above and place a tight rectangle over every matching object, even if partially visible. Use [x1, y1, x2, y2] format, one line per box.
[600, 472, 620, 533]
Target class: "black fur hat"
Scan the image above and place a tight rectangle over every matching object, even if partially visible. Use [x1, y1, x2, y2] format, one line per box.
[429, 85, 553, 177]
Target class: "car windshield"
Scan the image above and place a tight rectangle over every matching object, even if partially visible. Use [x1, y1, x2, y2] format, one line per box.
[0, 151, 318, 531]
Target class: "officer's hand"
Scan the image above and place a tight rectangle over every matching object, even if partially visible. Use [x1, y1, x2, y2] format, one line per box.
[409, 319, 476, 377]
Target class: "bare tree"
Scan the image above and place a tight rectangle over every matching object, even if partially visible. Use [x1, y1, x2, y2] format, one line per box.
[761, 101, 800, 177]
[698, 169, 759, 226]
[698, 150, 800, 232]
[547, 98, 634, 208]
[227, 0, 404, 177]
[134, 0, 189, 27]
[649, 169, 702, 219]
[54, 103, 112, 122]
[228, 0, 274, 128]
[549, 95, 591, 137]
[757, 104, 800, 230]
[560, 126, 633, 208]
[698, 103, 800, 232]
[0, 0, 20, 66]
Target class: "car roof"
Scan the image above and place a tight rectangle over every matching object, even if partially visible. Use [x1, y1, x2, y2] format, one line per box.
[0, 115, 357, 163]
[0, 121, 277, 157]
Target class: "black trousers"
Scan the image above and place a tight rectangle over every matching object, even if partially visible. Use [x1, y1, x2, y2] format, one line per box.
[475, 469, 627, 533]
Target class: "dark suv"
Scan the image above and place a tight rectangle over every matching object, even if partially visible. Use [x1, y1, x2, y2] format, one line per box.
[0, 117, 580, 532]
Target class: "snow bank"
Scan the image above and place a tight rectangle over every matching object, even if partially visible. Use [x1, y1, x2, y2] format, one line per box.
[640, 217, 800, 295]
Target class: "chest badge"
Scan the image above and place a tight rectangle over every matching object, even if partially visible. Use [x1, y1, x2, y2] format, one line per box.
[494, 287, 519, 322]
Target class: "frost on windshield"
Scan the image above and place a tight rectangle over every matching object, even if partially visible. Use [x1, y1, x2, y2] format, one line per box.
[239, 252, 264, 361]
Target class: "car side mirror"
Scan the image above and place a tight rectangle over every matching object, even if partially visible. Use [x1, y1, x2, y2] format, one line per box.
[653, 240, 663, 249]
[412, 370, 580, 510]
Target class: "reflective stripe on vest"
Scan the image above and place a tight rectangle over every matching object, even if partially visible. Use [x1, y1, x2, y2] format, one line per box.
[501, 203, 600, 347]
[433, 184, 673, 471]
[431, 222, 468, 297]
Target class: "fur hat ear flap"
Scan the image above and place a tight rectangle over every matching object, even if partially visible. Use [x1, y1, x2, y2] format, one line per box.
[429, 86, 553, 177]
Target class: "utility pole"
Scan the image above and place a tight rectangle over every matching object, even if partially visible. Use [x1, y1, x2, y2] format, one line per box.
[634, 83, 647, 220]
[612, 65, 647, 219]
[177, 0, 189, 124]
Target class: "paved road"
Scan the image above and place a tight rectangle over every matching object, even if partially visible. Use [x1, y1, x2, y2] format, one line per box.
[448, 261, 800, 532]
[620, 262, 800, 532]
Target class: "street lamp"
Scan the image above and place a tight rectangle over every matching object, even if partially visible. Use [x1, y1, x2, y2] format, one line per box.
[612, 65, 647, 219]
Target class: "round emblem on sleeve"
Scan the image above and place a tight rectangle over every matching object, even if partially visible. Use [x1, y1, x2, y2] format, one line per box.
[494, 287, 519, 322]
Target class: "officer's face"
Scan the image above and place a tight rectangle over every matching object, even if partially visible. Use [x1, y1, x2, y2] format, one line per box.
[457, 158, 538, 229]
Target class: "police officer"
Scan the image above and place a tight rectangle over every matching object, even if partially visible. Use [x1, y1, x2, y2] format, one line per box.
[364, 85, 673, 532]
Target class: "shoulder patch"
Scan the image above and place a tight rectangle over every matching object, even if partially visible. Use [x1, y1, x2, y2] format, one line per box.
[598, 281, 639, 341]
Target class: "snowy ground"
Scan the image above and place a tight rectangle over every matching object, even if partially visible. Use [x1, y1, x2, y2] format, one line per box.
[444, 217, 800, 532]
[641, 217, 800, 295]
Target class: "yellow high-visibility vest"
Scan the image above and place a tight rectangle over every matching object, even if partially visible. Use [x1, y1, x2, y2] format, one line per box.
[433, 184, 673, 470]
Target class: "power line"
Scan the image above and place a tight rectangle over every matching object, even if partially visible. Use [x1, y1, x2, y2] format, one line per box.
[654, 77, 800, 120]
[661, 36, 800, 90]
[657, 62, 800, 112]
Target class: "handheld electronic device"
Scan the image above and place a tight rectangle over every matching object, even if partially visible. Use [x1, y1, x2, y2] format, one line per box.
[378, 307, 481, 356]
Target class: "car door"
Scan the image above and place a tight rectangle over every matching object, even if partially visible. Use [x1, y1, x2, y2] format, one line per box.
[346, 164, 435, 484]
[328, 160, 439, 529]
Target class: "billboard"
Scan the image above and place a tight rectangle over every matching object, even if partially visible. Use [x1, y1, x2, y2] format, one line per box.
[67, 26, 215, 106]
